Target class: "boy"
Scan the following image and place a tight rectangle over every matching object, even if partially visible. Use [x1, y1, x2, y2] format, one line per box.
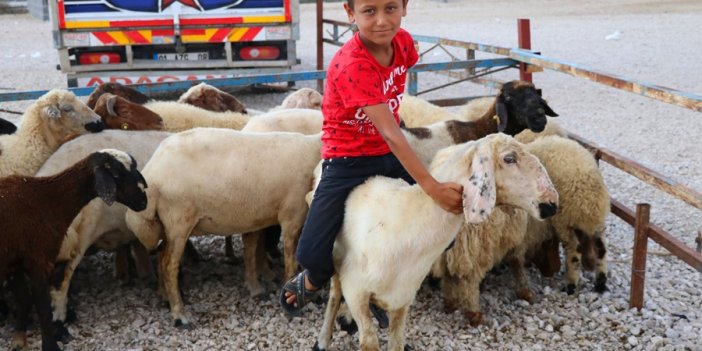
[280, 0, 463, 317]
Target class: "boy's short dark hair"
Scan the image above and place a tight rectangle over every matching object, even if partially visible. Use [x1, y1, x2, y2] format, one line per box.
[347, 0, 354, 8]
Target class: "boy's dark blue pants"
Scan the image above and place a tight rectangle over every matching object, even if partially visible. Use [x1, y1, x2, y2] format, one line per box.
[295, 153, 414, 288]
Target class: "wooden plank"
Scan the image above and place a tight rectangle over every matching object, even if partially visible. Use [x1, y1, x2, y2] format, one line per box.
[569, 133, 702, 212]
[510, 48, 702, 112]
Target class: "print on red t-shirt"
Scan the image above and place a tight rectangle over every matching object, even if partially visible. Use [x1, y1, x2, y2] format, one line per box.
[321, 28, 419, 158]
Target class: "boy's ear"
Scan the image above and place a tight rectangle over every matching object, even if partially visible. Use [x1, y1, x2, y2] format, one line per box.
[343, 3, 355, 22]
[402, 0, 409, 16]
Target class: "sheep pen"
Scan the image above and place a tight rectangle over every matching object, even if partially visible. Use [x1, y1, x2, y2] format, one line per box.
[0, 1, 701, 350]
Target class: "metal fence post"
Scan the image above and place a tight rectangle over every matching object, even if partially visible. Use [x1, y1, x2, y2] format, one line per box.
[630, 203, 650, 309]
[517, 18, 532, 83]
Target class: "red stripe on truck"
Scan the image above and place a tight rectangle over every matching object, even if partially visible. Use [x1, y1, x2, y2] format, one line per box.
[92, 32, 117, 45]
[125, 31, 149, 44]
[240, 27, 262, 41]
[210, 28, 231, 42]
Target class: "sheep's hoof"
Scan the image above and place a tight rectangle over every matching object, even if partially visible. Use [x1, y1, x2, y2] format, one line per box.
[565, 284, 577, 295]
[53, 321, 73, 343]
[337, 316, 358, 335]
[516, 288, 535, 304]
[312, 341, 325, 351]
[443, 301, 458, 314]
[464, 311, 483, 327]
[594, 273, 608, 293]
[174, 319, 194, 330]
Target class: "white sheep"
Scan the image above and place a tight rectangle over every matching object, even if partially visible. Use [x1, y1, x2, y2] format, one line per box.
[514, 135, 610, 296]
[240, 108, 322, 134]
[143, 101, 250, 132]
[0, 89, 104, 177]
[397, 94, 460, 127]
[125, 128, 323, 328]
[313, 134, 559, 351]
[276, 87, 323, 110]
[35, 130, 172, 324]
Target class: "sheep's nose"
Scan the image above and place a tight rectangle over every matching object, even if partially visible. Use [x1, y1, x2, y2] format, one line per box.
[539, 202, 558, 219]
[85, 120, 105, 133]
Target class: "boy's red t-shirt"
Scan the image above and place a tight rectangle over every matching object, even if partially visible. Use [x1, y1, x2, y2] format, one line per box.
[321, 28, 419, 158]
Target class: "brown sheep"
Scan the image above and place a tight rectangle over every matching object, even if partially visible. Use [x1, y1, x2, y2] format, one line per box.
[92, 93, 164, 131]
[177, 82, 247, 114]
[0, 149, 148, 351]
[85, 82, 151, 109]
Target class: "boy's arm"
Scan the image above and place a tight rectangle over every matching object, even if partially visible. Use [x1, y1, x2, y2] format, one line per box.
[362, 103, 463, 214]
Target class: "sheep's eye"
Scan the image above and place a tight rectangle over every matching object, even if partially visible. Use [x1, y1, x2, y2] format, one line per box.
[60, 104, 74, 112]
[503, 154, 517, 164]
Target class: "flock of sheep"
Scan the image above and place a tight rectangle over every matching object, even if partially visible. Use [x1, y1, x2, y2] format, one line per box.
[0, 80, 611, 351]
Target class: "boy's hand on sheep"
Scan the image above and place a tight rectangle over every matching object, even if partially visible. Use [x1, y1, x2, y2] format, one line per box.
[427, 181, 464, 214]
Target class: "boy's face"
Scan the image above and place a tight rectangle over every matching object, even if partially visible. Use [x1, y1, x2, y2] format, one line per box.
[345, 0, 408, 47]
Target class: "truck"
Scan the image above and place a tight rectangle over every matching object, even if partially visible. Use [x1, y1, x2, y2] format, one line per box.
[49, 0, 300, 87]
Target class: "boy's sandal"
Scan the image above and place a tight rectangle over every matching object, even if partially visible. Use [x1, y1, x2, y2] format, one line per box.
[279, 270, 321, 317]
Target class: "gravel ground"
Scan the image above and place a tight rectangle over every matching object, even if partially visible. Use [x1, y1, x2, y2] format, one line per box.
[1, 0, 701, 350]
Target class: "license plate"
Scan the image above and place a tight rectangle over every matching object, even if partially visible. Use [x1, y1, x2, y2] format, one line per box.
[154, 52, 209, 61]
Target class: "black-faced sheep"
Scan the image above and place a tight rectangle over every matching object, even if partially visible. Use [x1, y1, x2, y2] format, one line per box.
[35, 130, 171, 325]
[313, 134, 558, 351]
[0, 149, 147, 351]
[0, 89, 104, 177]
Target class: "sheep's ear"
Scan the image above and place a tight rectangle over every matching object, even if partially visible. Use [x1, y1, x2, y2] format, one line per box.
[462, 145, 497, 223]
[495, 101, 509, 132]
[540, 98, 559, 117]
[94, 167, 117, 206]
[45, 105, 61, 119]
[106, 95, 118, 116]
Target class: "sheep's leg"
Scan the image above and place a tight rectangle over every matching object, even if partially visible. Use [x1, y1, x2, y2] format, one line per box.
[345, 292, 379, 351]
[29, 272, 63, 351]
[241, 231, 265, 297]
[224, 236, 235, 259]
[510, 256, 535, 304]
[114, 244, 131, 284]
[441, 275, 461, 314]
[160, 234, 192, 329]
[131, 240, 155, 282]
[280, 220, 304, 280]
[594, 236, 608, 293]
[443, 274, 482, 326]
[315, 275, 342, 351]
[256, 234, 276, 282]
[387, 305, 409, 351]
[562, 230, 581, 295]
[8, 273, 30, 351]
[50, 250, 86, 324]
